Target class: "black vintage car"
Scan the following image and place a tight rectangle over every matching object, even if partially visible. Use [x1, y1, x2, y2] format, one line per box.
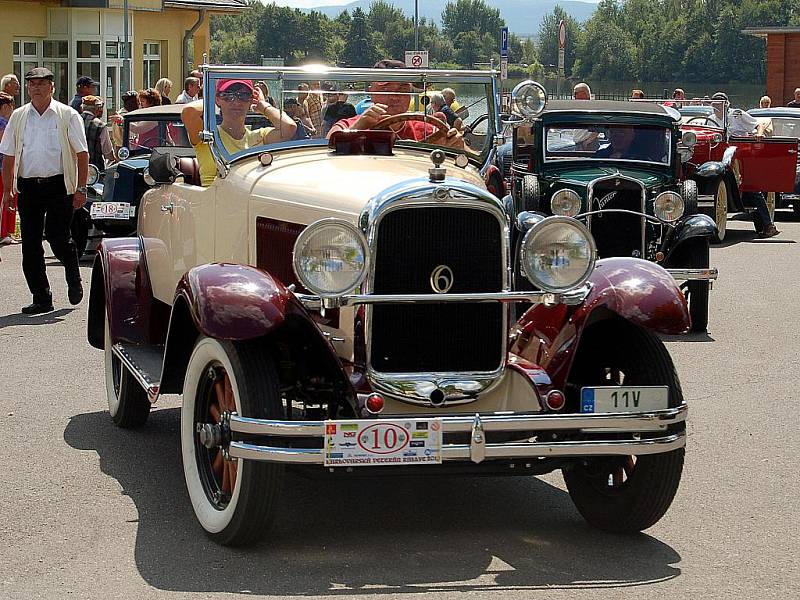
[71, 105, 195, 257]
[508, 98, 718, 332]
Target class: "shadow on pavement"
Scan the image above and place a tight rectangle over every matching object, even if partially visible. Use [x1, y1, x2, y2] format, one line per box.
[65, 408, 683, 595]
[660, 331, 715, 343]
[0, 308, 75, 329]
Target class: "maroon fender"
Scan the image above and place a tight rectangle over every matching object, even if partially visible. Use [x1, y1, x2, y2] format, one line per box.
[484, 164, 504, 198]
[175, 263, 303, 340]
[87, 237, 169, 349]
[510, 257, 689, 389]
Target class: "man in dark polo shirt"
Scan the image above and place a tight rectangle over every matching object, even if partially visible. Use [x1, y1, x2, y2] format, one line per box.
[0, 67, 89, 314]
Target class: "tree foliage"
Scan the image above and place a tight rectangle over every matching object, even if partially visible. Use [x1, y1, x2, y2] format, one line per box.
[209, 0, 800, 83]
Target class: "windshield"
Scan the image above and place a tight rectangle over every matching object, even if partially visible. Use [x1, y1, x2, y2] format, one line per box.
[127, 118, 191, 154]
[544, 124, 671, 165]
[203, 69, 496, 162]
[769, 117, 800, 139]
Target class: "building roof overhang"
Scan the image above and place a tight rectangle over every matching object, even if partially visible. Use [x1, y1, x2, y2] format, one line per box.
[164, 0, 248, 13]
[742, 27, 800, 39]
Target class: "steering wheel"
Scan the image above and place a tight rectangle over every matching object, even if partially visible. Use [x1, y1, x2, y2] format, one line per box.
[686, 116, 719, 127]
[373, 112, 451, 144]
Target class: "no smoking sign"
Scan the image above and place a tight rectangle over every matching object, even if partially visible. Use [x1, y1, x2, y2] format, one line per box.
[404, 50, 429, 68]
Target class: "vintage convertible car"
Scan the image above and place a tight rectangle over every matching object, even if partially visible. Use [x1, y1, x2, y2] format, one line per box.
[748, 106, 800, 216]
[678, 99, 798, 240]
[509, 99, 718, 332]
[87, 66, 691, 546]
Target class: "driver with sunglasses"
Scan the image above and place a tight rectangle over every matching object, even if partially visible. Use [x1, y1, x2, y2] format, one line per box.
[327, 59, 464, 149]
[183, 79, 296, 186]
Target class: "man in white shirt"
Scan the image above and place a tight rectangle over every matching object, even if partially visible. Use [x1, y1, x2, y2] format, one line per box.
[0, 67, 89, 314]
[175, 77, 200, 104]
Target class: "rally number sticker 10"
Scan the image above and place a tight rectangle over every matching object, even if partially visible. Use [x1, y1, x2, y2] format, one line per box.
[324, 419, 443, 467]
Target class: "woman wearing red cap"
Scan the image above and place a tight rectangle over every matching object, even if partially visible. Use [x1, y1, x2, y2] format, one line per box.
[182, 79, 296, 186]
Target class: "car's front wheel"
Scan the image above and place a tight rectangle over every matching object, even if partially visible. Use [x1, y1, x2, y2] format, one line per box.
[563, 320, 685, 533]
[713, 178, 728, 242]
[181, 337, 284, 546]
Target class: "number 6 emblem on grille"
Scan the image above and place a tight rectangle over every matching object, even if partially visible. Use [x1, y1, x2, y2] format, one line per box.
[430, 265, 454, 294]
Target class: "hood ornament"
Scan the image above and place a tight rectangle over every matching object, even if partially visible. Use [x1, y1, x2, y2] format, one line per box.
[429, 149, 446, 182]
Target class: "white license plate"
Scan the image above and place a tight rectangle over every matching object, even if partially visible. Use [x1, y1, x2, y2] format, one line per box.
[324, 419, 442, 467]
[580, 386, 669, 413]
[90, 202, 135, 220]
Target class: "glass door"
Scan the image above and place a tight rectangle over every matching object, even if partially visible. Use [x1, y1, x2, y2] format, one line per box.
[105, 63, 120, 118]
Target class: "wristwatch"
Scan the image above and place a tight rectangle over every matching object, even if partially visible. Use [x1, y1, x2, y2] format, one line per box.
[76, 186, 88, 194]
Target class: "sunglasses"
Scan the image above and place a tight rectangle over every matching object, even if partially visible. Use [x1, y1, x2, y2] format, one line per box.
[217, 90, 252, 102]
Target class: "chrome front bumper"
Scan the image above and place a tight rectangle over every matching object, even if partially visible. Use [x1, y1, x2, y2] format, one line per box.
[224, 404, 688, 465]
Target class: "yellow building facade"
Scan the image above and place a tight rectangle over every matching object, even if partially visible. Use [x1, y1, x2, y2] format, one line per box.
[0, 0, 245, 113]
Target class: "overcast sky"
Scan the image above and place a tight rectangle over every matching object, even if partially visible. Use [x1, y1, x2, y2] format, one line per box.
[265, 0, 600, 8]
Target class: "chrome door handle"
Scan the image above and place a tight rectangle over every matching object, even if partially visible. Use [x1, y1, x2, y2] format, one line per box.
[160, 203, 174, 214]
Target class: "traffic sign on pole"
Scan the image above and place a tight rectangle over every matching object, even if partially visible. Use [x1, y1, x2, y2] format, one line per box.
[558, 48, 565, 77]
[558, 20, 566, 49]
[404, 50, 429, 68]
[500, 58, 508, 81]
[500, 26, 509, 58]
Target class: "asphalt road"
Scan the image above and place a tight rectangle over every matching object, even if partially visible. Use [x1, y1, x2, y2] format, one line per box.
[1, 215, 798, 600]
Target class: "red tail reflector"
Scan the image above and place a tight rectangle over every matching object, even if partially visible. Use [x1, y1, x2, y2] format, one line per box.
[366, 393, 385, 414]
[545, 390, 566, 411]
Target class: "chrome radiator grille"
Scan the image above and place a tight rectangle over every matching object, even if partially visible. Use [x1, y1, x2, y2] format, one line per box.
[588, 179, 645, 258]
[369, 206, 505, 374]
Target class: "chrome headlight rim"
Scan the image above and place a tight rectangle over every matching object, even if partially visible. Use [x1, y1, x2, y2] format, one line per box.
[654, 191, 685, 222]
[511, 80, 548, 120]
[550, 188, 582, 217]
[520, 215, 597, 294]
[292, 218, 370, 297]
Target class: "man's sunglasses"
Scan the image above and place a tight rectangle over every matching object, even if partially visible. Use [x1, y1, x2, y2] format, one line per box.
[217, 90, 252, 102]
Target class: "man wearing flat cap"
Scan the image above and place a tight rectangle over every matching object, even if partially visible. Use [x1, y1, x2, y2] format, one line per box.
[0, 67, 90, 314]
[71, 75, 97, 112]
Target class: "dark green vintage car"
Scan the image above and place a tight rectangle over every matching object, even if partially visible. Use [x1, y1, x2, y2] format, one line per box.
[510, 99, 718, 332]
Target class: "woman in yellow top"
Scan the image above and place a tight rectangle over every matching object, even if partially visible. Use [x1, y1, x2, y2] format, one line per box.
[182, 79, 296, 186]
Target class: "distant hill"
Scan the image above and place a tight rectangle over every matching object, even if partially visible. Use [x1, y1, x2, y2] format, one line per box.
[301, 0, 597, 37]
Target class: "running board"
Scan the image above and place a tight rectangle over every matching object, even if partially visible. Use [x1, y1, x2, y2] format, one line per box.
[112, 343, 164, 402]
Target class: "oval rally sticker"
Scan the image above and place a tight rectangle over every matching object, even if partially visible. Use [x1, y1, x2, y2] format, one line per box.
[357, 423, 410, 455]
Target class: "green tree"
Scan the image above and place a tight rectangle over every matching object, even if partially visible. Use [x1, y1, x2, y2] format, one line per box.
[342, 8, 380, 67]
[537, 5, 581, 76]
[442, 0, 505, 44]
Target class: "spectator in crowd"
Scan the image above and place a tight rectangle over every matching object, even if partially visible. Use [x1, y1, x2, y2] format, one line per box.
[442, 87, 469, 119]
[182, 79, 296, 186]
[190, 69, 203, 98]
[760, 95, 772, 108]
[673, 88, 686, 101]
[175, 77, 200, 104]
[0, 91, 17, 246]
[155, 78, 173, 105]
[0, 67, 89, 314]
[300, 82, 323, 138]
[110, 90, 140, 148]
[283, 98, 313, 140]
[70, 76, 97, 111]
[630, 89, 645, 99]
[1, 74, 20, 98]
[709, 91, 779, 238]
[328, 59, 463, 150]
[429, 92, 462, 130]
[138, 88, 162, 109]
[321, 82, 356, 136]
[787, 88, 800, 108]
[80, 95, 115, 170]
[573, 82, 592, 100]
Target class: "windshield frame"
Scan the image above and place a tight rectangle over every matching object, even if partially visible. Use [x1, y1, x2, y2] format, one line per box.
[200, 64, 500, 174]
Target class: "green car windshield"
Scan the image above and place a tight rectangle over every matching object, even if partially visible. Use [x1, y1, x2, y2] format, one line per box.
[545, 124, 672, 166]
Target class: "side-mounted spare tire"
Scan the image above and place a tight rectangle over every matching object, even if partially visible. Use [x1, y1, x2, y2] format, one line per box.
[520, 174, 543, 213]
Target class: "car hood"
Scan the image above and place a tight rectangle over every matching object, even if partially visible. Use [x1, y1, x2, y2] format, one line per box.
[228, 146, 487, 221]
[543, 165, 672, 189]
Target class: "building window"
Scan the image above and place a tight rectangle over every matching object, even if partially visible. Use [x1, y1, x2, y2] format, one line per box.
[43, 40, 70, 104]
[13, 39, 42, 105]
[143, 41, 161, 89]
[76, 38, 101, 99]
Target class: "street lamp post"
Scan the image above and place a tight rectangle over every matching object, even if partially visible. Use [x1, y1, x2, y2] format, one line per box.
[414, 0, 419, 51]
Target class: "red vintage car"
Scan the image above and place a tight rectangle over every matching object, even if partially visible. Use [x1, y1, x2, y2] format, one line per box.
[676, 100, 798, 240]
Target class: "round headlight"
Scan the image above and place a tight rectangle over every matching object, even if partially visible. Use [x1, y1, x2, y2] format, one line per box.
[117, 146, 130, 160]
[87, 164, 100, 186]
[681, 130, 697, 147]
[293, 219, 369, 296]
[511, 80, 547, 119]
[550, 189, 581, 217]
[654, 191, 685, 222]
[520, 216, 596, 293]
